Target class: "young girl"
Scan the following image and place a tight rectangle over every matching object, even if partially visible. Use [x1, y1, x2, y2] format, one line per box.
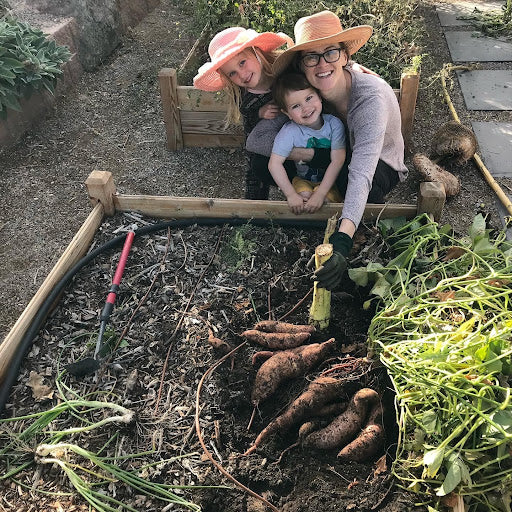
[194, 27, 296, 200]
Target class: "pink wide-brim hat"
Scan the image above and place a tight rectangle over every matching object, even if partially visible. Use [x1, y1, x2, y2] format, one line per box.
[193, 27, 293, 92]
[273, 11, 373, 76]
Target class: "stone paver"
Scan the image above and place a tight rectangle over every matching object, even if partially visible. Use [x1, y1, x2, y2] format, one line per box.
[436, 1, 504, 27]
[445, 31, 512, 61]
[471, 122, 512, 177]
[457, 70, 512, 110]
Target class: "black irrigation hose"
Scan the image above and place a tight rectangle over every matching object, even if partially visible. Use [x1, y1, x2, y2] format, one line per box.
[0, 216, 327, 414]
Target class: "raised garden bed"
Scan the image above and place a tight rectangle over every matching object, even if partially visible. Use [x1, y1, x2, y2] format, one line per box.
[0, 170, 452, 511]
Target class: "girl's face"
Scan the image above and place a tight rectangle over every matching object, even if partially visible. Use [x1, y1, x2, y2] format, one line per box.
[220, 49, 263, 89]
[299, 44, 348, 94]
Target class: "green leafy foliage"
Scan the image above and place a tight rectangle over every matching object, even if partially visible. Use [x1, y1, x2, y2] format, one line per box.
[353, 214, 512, 511]
[220, 224, 257, 269]
[0, 18, 71, 119]
[179, 0, 422, 86]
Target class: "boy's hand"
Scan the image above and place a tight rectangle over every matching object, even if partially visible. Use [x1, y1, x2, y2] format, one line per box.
[286, 192, 305, 215]
[259, 102, 280, 119]
[304, 190, 326, 213]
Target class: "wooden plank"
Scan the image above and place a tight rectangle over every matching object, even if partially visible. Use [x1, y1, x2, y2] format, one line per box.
[179, 85, 399, 111]
[417, 181, 446, 221]
[85, 170, 117, 216]
[399, 71, 420, 148]
[0, 202, 104, 385]
[158, 68, 183, 150]
[114, 194, 418, 221]
[183, 133, 244, 148]
[180, 110, 242, 135]
[177, 86, 232, 112]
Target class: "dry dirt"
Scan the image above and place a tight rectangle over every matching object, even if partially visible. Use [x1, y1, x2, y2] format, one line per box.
[0, 2, 510, 509]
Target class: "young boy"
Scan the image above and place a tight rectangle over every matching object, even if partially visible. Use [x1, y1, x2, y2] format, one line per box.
[268, 73, 346, 214]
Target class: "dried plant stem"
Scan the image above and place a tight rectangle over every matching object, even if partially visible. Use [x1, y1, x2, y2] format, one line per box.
[155, 225, 227, 413]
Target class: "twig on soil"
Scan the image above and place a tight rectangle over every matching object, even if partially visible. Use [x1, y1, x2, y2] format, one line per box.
[155, 225, 227, 413]
[195, 342, 280, 512]
[370, 475, 395, 511]
[277, 287, 313, 321]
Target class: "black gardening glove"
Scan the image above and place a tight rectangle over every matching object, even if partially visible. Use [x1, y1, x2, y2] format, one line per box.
[313, 232, 353, 290]
[308, 148, 331, 170]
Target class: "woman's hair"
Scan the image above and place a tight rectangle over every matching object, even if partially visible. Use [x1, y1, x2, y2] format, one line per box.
[219, 47, 279, 126]
[272, 73, 320, 110]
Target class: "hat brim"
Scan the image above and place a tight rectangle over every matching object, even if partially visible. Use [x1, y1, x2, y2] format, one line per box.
[273, 25, 372, 77]
[194, 32, 291, 92]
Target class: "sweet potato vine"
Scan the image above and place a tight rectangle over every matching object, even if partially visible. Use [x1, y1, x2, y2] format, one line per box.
[351, 213, 512, 512]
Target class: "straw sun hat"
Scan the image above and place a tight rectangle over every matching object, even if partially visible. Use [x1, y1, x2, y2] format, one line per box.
[194, 27, 292, 92]
[273, 11, 373, 76]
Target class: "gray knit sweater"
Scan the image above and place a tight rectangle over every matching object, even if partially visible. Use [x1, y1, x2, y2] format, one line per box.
[246, 68, 408, 228]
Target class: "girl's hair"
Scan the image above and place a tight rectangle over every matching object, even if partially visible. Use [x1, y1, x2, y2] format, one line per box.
[220, 46, 279, 126]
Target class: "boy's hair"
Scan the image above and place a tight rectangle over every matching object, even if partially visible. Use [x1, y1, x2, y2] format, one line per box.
[272, 73, 320, 111]
[219, 47, 277, 127]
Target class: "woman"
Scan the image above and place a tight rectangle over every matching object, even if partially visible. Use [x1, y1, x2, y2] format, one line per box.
[247, 10, 409, 290]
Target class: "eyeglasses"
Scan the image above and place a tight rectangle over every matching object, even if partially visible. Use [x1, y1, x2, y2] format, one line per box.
[300, 48, 343, 67]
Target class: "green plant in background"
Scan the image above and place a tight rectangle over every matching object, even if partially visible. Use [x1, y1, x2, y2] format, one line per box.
[0, 18, 71, 118]
[178, 0, 422, 86]
[221, 224, 257, 270]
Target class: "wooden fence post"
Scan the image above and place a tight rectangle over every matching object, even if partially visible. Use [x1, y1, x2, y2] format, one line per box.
[417, 182, 446, 222]
[399, 71, 419, 151]
[85, 170, 116, 216]
[158, 68, 183, 151]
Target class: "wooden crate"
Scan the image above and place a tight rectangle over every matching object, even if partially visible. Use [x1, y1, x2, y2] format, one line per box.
[158, 68, 420, 151]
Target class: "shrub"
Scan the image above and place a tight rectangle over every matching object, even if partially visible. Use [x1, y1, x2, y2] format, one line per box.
[0, 18, 71, 118]
[178, 0, 422, 86]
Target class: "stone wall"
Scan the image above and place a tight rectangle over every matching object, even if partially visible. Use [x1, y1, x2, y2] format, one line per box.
[0, 0, 159, 149]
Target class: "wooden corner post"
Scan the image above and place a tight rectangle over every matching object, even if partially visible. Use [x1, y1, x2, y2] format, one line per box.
[399, 71, 420, 150]
[417, 182, 446, 222]
[158, 68, 183, 151]
[85, 170, 116, 216]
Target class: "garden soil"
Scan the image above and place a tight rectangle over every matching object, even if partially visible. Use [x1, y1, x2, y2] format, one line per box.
[0, 1, 510, 511]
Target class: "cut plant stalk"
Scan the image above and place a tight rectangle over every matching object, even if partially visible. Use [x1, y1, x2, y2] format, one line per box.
[309, 243, 332, 330]
[309, 214, 338, 330]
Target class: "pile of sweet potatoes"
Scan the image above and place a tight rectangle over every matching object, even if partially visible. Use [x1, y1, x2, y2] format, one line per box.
[240, 321, 385, 462]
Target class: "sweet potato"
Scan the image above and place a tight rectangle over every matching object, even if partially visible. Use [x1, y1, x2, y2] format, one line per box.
[245, 376, 345, 454]
[242, 329, 311, 349]
[303, 388, 379, 450]
[253, 320, 316, 334]
[413, 153, 461, 197]
[336, 402, 385, 461]
[251, 339, 335, 407]
[337, 423, 384, 461]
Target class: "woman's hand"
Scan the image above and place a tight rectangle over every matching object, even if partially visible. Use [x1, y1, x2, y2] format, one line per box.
[286, 192, 306, 215]
[304, 190, 326, 213]
[259, 102, 281, 120]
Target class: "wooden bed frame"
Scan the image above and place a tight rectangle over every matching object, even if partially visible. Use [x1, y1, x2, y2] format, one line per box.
[158, 68, 421, 151]
[0, 170, 445, 386]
